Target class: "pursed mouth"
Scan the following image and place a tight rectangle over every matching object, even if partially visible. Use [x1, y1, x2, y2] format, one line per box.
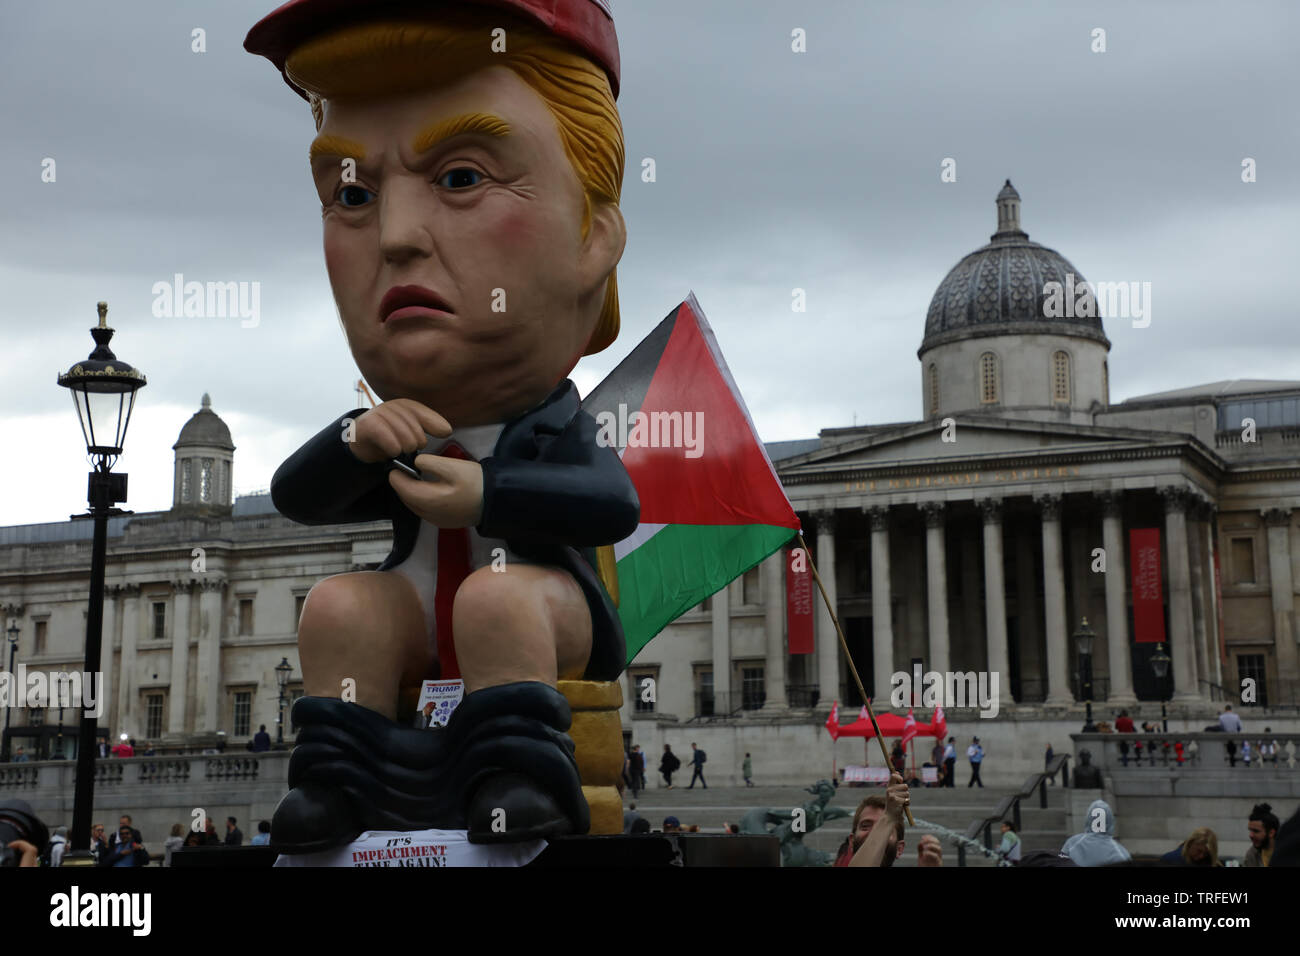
[379, 284, 455, 323]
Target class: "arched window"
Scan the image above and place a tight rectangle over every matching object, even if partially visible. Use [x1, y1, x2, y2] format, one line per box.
[1052, 350, 1071, 403]
[181, 460, 192, 503]
[928, 363, 940, 416]
[1103, 360, 1109, 407]
[980, 352, 999, 404]
[200, 458, 213, 502]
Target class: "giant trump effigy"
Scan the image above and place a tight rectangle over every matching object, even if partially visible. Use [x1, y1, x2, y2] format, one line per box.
[244, 0, 638, 862]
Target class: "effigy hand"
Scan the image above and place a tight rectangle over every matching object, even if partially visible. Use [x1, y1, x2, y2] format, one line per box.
[348, 399, 451, 464]
[389, 453, 484, 528]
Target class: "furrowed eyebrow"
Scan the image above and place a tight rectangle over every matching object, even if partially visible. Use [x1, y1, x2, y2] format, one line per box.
[412, 111, 512, 154]
[309, 135, 367, 166]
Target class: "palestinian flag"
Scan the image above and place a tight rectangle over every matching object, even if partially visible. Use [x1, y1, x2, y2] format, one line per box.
[585, 293, 801, 665]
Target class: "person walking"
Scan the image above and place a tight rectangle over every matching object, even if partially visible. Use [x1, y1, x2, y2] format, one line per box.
[632, 744, 647, 792]
[742, 752, 753, 787]
[660, 744, 681, 789]
[686, 742, 707, 789]
[626, 746, 643, 797]
[967, 737, 984, 788]
[942, 737, 956, 788]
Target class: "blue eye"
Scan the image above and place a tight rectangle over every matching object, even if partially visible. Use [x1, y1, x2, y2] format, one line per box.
[437, 168, 483, 189]
[337, 184, 375, 207]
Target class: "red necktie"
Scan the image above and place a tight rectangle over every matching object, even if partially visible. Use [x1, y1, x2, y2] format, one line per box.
[433, 442, 472, 681]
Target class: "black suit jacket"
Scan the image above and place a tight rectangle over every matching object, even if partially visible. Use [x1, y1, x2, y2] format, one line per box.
[271, 380, 639, 681]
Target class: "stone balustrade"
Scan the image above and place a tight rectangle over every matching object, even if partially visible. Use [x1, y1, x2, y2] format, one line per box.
[1075, 731, 1300, 772]
[0, 753, 291, 850]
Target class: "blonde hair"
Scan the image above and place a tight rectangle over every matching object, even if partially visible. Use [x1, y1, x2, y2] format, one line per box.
[1182, 827, 1220, 866]
[285, 9, 624, 355]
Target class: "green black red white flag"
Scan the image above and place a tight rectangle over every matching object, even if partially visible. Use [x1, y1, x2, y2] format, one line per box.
[585, 293, 801, 665]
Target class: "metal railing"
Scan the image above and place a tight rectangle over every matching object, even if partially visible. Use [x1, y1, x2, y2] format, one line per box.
[957, 753, 1070, 867]
[786, 685, 820, 709]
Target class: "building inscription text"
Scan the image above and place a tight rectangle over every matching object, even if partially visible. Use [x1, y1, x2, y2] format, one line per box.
[843, 465, 1081, 493]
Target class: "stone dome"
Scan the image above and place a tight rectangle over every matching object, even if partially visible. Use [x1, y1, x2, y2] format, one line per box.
[173, 393, 234, 451]
[919, 181, 1109, 356]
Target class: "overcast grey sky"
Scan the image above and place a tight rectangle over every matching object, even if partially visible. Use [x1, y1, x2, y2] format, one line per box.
[2, 0, 1297, 526]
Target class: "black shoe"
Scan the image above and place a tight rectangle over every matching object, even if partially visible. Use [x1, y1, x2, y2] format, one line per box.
[271, 781, 361, 854]
[467, 772, 573, 844]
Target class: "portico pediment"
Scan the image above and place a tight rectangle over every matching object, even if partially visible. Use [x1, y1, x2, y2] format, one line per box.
[777, 417, 1162, 473]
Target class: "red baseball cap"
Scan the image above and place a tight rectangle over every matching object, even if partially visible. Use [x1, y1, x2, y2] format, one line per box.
[245, 0, 619, 100]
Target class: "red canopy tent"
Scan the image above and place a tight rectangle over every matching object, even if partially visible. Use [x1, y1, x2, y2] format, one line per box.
[825, 705, 948, 741]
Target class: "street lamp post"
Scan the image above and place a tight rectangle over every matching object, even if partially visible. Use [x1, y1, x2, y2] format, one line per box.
[57, 302, 146, 865]
[3, 619, 18, 761]
[1074, 617, 1096, 733]
[1150, 643, 1172, 733]
[275, 658, 292, 746]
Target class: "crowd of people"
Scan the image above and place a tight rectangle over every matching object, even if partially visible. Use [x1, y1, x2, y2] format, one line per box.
[6, 811, 274, 866]
[622, 741, 726, 796]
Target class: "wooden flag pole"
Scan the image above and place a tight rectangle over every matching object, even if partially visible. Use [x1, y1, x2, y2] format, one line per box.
[798, 534, 914, 827]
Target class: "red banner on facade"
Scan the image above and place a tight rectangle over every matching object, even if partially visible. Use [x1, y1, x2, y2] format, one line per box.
[1130, 528, 1166, 644]
[786, 547, 814, 655]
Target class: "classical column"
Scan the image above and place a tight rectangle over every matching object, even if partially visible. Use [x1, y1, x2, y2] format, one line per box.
[1014, 529, 1041, 695]
[1161, 487, 1200, 702]
[866, 506, 895, 703]
[115, 585, 141, 738]
[761, 550, 787, 711]
[711, 577, 732, 713]
[168, 581, 193, 734]
[98, 590, 117, 734]
[920, 501, 950, 677]
[1097, 492, 1136, 705]
[0, 603, 22, 746]
[1037, 494, 1072, 706]
[196, 578, 227, 732]
[813, 509, 841, 707]
[1204, 512, 1225, 687]
[1262, 507, 1300, 688]
[979, 498, 1010, 711]
[1186, 496, 1211, 695]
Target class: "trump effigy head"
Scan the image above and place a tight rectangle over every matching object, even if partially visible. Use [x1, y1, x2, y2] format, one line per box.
[246, 0, 626, 425]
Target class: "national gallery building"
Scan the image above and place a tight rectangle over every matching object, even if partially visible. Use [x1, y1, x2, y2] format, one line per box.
[631, 182, 1300, 730]
[2, 183, 1299, 765]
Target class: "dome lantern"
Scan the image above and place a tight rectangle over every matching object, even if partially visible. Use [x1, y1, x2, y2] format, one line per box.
[994, 179, 1026, 240]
